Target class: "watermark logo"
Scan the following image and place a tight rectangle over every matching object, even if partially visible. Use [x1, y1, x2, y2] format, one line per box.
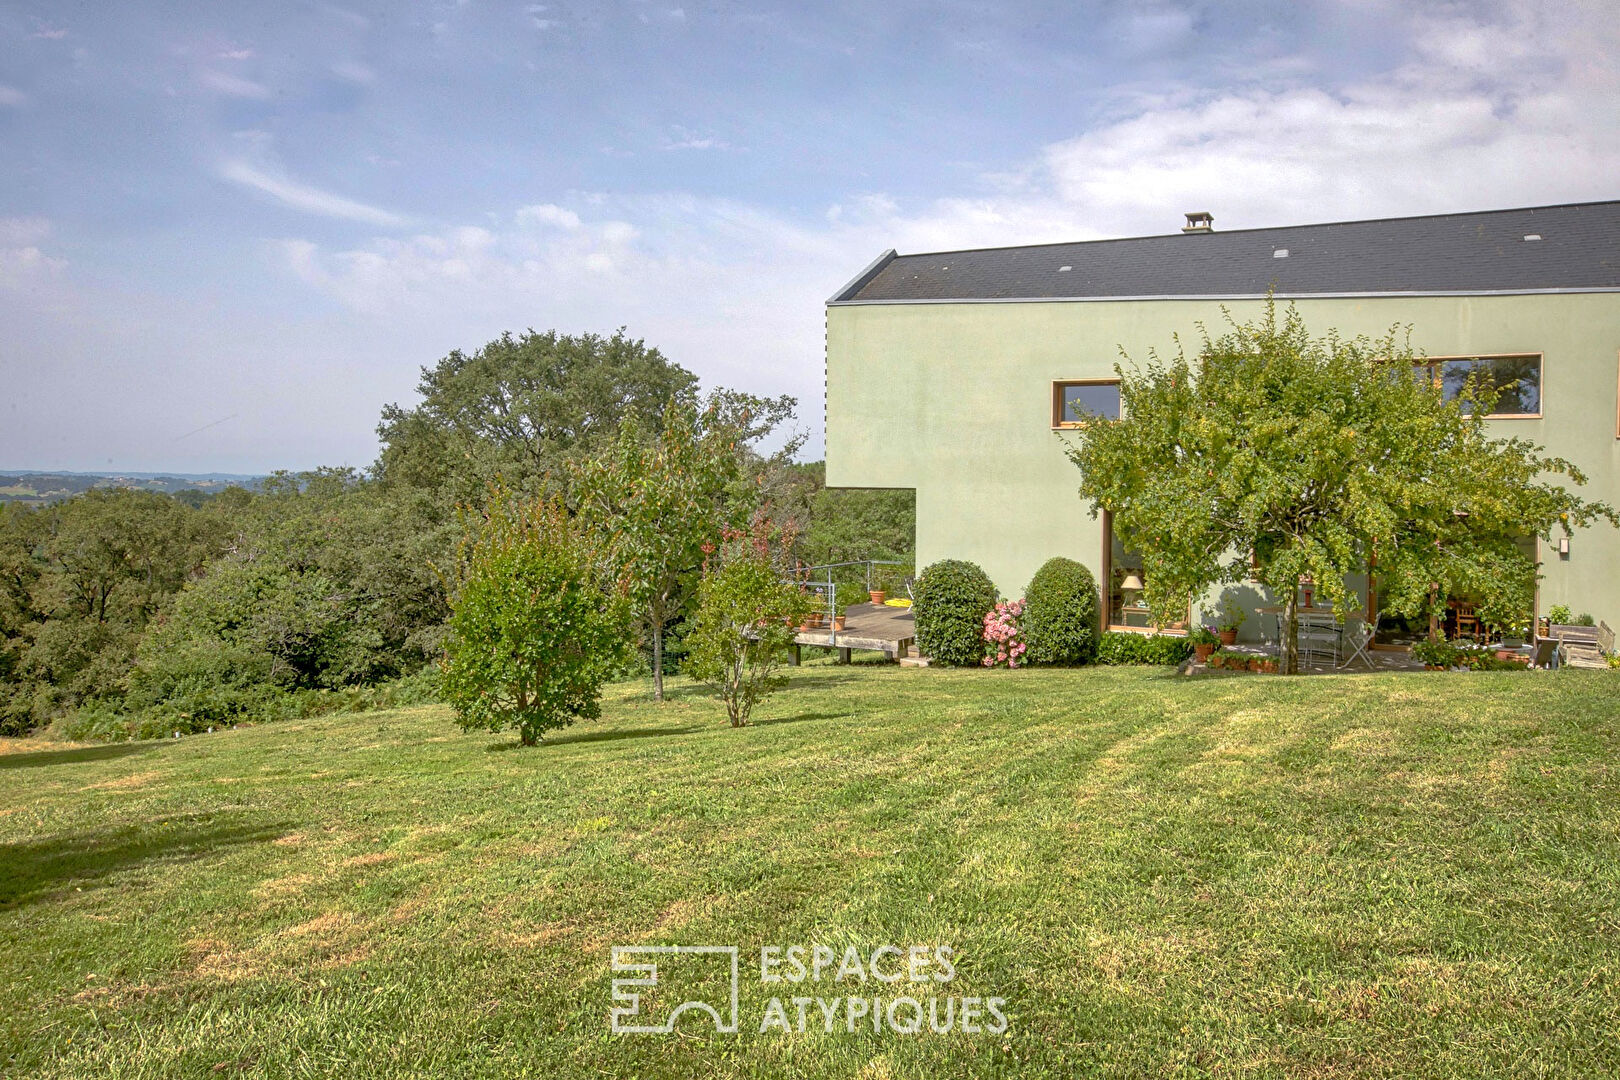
[610, 944, 1006, 1036]
[610, 945, 740, 1034]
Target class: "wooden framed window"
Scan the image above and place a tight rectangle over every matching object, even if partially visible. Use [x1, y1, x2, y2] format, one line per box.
[1413, 354, 1542, 418]
[1052, 379, 1121, 428]
[1102, 511, 1188, 635]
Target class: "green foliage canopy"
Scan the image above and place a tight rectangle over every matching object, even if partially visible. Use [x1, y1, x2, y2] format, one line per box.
[1065, 301, 1617, 673]
[912, 559, 998, 667]
[375, 329, 699, 502]
[1021, 557, 1100, 666]
[572, 398, 745, 700]
[441, 490, 629, 745]
[684, 529, 810, 727]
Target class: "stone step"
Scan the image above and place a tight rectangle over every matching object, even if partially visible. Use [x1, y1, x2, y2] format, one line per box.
[898, 655, 932, 668]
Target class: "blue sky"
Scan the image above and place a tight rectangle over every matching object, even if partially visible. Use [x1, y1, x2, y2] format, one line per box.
[2, 1, 1616, 473]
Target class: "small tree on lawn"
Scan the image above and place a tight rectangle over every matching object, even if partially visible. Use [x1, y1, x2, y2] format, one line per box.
[1065, 300, 1616, 674]
[684, 516, 809, 727]
[441, 488, 628, 745]
[572, 398, 742, 702]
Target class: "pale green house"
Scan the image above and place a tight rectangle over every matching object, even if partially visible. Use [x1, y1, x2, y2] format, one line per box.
[825, 201, 1620, 645]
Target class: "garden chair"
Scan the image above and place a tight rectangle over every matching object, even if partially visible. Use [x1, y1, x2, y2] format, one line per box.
[1453, 603, 1480, 642]
[1530, 638, 1561, 670]
[1338, 613, 1378, 670]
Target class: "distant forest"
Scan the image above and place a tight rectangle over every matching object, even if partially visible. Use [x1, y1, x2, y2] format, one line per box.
[0, 330, 914, 740]
[0, 472, 264, 506]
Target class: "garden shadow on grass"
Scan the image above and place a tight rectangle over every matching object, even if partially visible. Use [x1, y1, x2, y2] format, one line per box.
[752, 711, 851, 727]
[483, 725, 704, 752]
[539, 725, 705, 748]
[0, 813, 291, 911]
[0, 742, 159, 770]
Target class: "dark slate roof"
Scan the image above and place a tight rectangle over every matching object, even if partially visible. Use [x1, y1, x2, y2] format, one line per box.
[831, 201, 1620, 302]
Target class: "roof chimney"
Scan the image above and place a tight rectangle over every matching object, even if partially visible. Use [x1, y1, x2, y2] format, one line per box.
[1182, 211, 1214, 233]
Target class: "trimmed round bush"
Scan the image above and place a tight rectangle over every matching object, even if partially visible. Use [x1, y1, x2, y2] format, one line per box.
[913, 559, 998, 667]
[1022, 557, 1100, 665]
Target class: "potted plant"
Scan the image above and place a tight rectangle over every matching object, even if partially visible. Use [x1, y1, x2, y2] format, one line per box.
[1188, 625, 1218, 662]
[836, 582, 869, 628]
[1411, 638, 1457, 671]
[1216, 598, 1245, 646]
[1496, 619, 1528, 650]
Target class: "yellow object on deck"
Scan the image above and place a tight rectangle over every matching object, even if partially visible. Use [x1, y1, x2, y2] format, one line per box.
[884, 598, 912, 607]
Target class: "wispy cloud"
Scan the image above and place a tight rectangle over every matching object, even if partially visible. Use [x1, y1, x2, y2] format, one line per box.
[198, 70, 272, 99]
[218, 161, 405, 226]
[32, 25, 68, 40]
[217, 47, 255, 60]
[663, 125, 733, 151]
[0, 217, 67, 288]
[331, 60, 376, 84]
[516, 203, 582, 229]
[0, 85, 26, 107]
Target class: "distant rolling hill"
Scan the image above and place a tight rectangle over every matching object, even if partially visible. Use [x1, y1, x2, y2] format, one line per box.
[0, 470, 265, 505]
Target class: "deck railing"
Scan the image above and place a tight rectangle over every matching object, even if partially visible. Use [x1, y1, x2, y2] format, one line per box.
[786, 560, 910, 641]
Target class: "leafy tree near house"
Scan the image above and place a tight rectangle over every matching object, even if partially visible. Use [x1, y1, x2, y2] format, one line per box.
[684, 517, 810, 727]
[572, 394, 796, 701]
[440, 489, 629, 746]
[1065, 300, 1616, 674]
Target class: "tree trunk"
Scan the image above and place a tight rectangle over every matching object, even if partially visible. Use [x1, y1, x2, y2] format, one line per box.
[651, 622, 665, 702]
[1282, 589, 1300, 675]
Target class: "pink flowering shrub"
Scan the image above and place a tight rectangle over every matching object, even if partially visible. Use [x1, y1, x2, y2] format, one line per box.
[981, 599, 1028, 668]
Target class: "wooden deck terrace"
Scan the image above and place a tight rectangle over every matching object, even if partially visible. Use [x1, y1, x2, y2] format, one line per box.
[788, 602, 915, 664]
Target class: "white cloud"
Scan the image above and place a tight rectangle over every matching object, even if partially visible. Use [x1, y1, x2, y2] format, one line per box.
[664, 126, 733, 151]
[219, 161, 406, 227]
[217, 47, 254, 60]
[1032, 3, 1620, 236]
[0, 85, 26, 107]
[0, 218, 52, 247]
[32, 25, 68, 40]
[0, 218, 67, 288]
[198, 70, 272, 99]
[515, 203, 582, 229]
[331, 60, 376, 84]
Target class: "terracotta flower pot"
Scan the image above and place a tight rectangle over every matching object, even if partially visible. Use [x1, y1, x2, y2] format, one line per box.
[833, 615, 846, 630]
[1218, 629, 1238, 646]
[869, 590, 886, 605]
[1194, 643, 1215, 661]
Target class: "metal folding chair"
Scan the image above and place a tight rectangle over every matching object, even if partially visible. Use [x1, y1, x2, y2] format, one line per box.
[1338, 614, 1378, 670]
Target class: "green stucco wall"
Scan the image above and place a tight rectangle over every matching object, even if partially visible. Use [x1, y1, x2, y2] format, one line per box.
[825, 294, 1620, 635]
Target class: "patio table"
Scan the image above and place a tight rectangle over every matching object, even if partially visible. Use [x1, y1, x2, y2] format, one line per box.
[1257, 606, 1358, 666]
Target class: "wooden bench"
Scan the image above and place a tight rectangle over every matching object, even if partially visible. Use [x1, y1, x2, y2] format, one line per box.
[1546, 621, 1614, 669]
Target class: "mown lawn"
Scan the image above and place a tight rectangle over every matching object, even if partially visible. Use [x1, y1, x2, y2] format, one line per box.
[2, 664, 1618, 1078]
